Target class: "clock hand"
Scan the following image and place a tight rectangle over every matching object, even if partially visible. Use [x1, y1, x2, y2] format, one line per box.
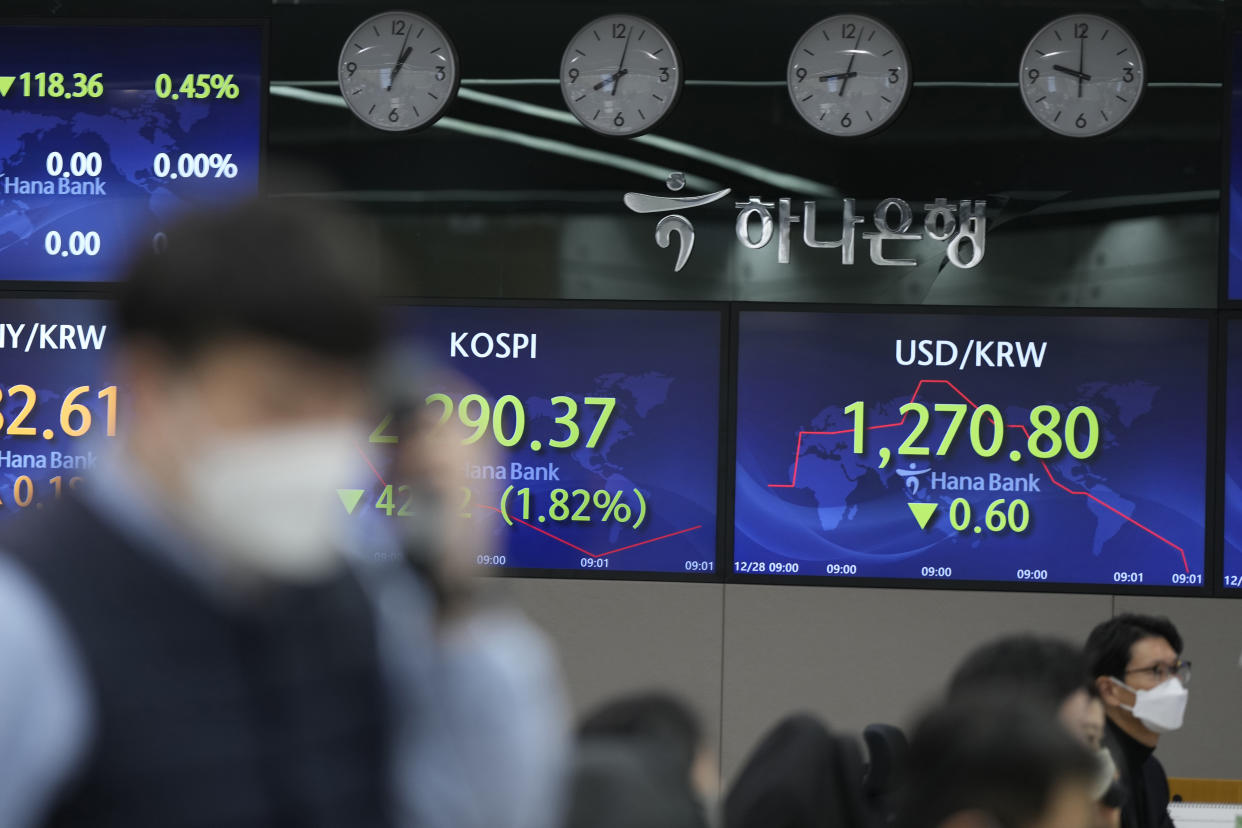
[594, 67, 628, 92]
[388, 27, 413, 90]
[1077, 32, 1085, 98]
[818, 71, 859, 82]
[1051, 64, 1092, 82]
[838, 25, 866, 97]
[612, 25, 634, 96]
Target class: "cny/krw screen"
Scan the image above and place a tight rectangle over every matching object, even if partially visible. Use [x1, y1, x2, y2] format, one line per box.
[0, 298, 115, 514]
[0, 23, 264, 281]
[1230, 33, 1242, 300]
[344, 305, 723, 577]
[734, 310, 1210, 590]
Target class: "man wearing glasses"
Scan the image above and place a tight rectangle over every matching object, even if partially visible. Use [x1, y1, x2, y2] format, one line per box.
[1085, 614, 1189, 828]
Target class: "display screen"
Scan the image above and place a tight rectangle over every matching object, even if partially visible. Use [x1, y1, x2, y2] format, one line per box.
[345, 305, 724, 576]
[0, 297, 115, 515]
[0, 22, 264, 282]
[1230, 33, 1242, 300]
[734, 310, 1210, 590]
[1223, 320, 1242, 589]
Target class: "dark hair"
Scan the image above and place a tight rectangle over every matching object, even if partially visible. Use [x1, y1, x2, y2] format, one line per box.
[118, 197, 387, 363]
[1084, 613, 1183, 680]
[947, 635, 1091, 713]
[578, 692, 702, 780]
[895, 695, 1098, 828]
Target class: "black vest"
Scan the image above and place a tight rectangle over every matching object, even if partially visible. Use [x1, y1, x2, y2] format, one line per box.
[4, 495, 393, 828]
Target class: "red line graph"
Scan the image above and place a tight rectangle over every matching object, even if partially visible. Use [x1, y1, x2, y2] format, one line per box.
[767, 379, 1189, 573]
[481, 506, 702, 558]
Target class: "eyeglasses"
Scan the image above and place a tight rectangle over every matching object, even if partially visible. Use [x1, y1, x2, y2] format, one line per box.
[1125, 660, 1191, 686]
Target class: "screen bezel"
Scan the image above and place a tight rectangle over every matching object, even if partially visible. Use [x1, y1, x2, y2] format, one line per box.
[382, 297, 732, 583]
[0, 17, 270, 290]
[727, 301, 1218, 598]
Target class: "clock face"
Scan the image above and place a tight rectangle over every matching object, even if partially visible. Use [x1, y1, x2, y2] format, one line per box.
[1019, 14, 1144, 137]
[787, 14, 911, 137]
[338, 11, 460, 132]
[560, 14, 683, 137]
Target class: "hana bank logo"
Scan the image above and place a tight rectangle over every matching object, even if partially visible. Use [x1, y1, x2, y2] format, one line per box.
[624, 172, 988, 273]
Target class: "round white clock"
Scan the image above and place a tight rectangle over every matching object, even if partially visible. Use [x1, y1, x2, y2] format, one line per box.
[338, 11, 460, 132]
[1019, 14, 1144, 137]
[787, 14, 911, 137]
[559, 14, 683, 137]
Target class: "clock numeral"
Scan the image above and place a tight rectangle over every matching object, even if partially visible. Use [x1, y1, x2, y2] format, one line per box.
[888, 67, 900, 84]
[345, 61, 357, 78]
[841, 112, 853, 128]
[795, 67, 807, 82]
[389, 107, 400, 123]
[841, 22, 857, 39]
[614, 112, 625, 127]
[435, 66, 446, 82]
[1122, 67, 1134, 83]
[568, 68, 580, 83]
[1075, 113, 1087, 128]
[612, 22, 627, 39]
[392, 19, 407, 36]
[1073, 22, 1088, 38]
[1027, 68, 1039, 84]
[659, 67, 670, 82]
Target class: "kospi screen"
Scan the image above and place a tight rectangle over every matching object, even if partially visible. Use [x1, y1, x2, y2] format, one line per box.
[1223, 319, 1242, 589]
[345, 305, 724, 577]
[0, 298, 115, 514]
[734, 309, 1211, 591]
[0, 22, 264, 282]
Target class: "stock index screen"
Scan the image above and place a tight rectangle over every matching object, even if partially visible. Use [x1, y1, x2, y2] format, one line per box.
[344, 305, 725, 577]
[0, 22, 264, 282]
[734, 310, 1211, 591]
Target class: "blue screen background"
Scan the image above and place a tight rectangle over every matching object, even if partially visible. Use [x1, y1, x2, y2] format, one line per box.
[0, 24, 263, 282]
[1223, 320, 1242, 587]
[348, 306, 723, 576]
[734, 311, 1209, 588]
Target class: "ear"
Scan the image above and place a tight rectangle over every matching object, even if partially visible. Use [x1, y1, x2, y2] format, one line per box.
[1096, 675, 1129, 708]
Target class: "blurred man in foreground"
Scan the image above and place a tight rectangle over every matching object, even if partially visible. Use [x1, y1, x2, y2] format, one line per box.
[1087, 615, 1188, 828]
[0, 197, 571, 828]
[896, 695, 1100, 828]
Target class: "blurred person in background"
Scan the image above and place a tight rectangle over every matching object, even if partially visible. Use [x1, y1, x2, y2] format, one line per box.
[948, 634, 1123, 828]
[895, 694, 1100, 828]
[365, 355, 572, 828]
[565, 692, 711, 828]
[724, 713, 869, 828]
[1086, 615, 1189, 828]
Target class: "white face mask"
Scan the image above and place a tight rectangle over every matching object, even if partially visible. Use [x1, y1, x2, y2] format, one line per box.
[1110, 676, 1189, 733]
[180, 423, 363, 583]
[1092, 746, 1117, 800]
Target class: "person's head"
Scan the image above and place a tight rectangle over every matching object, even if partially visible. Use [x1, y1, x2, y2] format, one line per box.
[1085, 614, 1188, 745]
[948, 635, 1092, 729]
[579, 692, 715, 802]
[116, 197, 388, 582]
[896, 695, 1099, 828]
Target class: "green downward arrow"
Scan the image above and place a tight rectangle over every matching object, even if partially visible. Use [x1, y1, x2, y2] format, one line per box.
[337, 488, 366, 515]
[0, 77, 14, 98]
[908, 502, 938, 530]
